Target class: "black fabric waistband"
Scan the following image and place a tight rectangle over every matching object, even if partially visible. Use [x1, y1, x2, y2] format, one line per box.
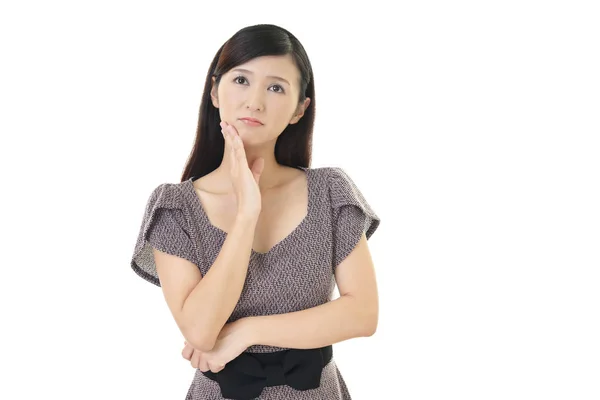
[202, 345, 333, 400]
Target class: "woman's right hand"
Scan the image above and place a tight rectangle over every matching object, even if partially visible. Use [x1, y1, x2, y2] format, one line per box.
[182, 340, 225, 373]
[220, 121, 264, 218]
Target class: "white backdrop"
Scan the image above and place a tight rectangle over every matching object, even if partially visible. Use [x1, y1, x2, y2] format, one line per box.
[1, 1, 599, 399]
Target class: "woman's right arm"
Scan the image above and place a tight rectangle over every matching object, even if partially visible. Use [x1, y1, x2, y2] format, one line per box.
[153, 213, 257, 353]
[154, 121, 264, 353]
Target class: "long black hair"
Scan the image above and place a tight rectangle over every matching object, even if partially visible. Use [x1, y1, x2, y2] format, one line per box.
[180, 24, 316, 182]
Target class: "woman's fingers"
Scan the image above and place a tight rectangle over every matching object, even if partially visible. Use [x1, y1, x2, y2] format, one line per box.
[221, 123, 230, 149]
[182, 343, 193, 361]
[184, 340, 226, 373]
[221, 124, 236, 171]
[222, 123, 248, 167]
[191, 349, 202, 369]
[232, 133, 248, 166]
[199, 357, 210, 372]
[209, 361, 225, 373]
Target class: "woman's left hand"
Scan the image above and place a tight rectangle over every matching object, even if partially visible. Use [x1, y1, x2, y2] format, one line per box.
[182, 318, 254, 373]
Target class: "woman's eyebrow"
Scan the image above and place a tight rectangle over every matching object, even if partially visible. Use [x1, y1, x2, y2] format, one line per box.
[231, 68, 290, 85]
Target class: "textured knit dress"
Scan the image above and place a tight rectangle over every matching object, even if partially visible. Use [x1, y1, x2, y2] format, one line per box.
[130, 166, 380, 400]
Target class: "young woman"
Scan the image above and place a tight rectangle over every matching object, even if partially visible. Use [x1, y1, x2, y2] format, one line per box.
[130, 23, 381, 400]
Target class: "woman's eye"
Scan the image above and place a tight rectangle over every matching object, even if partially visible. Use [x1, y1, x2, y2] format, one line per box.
[233, 76, 285, 93]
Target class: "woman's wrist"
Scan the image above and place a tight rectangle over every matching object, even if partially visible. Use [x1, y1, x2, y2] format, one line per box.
[239, 316, 260, 347]
[235, 212, 260, 226]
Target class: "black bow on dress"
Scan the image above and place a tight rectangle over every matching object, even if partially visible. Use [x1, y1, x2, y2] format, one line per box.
[202, 346, 332, 400]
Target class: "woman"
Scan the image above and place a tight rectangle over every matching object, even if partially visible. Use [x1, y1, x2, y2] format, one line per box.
[130, 23, 381, 400]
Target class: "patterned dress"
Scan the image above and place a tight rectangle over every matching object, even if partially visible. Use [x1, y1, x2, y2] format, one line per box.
[130, 166, 380, 399]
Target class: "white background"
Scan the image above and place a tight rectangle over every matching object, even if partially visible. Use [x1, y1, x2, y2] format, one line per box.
[1, 1, 599, 399]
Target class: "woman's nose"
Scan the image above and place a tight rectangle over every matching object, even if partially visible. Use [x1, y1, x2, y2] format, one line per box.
[245, 88, 264, 111]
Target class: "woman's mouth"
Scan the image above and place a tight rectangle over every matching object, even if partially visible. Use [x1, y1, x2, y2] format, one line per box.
[239, 118, 263, 127]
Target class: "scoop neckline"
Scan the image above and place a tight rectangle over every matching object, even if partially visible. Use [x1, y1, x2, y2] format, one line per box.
[185, 167, 312, 257]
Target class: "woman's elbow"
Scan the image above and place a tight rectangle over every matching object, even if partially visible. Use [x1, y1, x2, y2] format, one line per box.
[184, 327, 216, 352]
[186, 335, 215, 353]
[362, 317, 378, 337]
[361, 306, 379, 337]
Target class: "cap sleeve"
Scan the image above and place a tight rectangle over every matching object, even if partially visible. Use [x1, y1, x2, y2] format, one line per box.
[329, 167, 381, 270]
[130, 183, 198, 287]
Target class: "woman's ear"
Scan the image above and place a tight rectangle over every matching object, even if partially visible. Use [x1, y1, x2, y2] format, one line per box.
[210, 76, 219, 108]
[289, 97, 311, 124]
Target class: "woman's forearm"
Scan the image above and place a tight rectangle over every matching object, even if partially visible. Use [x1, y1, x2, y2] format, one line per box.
[244, 295, 377, 349]
[182, 214, 258, 351]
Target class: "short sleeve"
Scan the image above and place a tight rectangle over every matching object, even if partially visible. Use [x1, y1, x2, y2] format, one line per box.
[130, 183, 198, 287]
[329, 167, 381, 270]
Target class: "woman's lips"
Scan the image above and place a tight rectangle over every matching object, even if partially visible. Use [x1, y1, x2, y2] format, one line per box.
[240, 119, 263, 127]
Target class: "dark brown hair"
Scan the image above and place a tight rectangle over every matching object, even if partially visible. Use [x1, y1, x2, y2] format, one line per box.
[180, 24, 316, 182]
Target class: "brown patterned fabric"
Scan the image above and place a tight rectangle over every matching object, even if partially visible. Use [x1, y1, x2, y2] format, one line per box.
[130, 167, 380, 399]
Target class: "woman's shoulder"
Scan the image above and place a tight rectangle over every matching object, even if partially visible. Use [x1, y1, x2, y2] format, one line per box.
[317, 166, 381, 241]
[306, 166, 360, 192]
[144, 180, 189, 211]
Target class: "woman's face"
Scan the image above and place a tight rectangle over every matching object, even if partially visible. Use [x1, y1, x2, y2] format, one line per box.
[211, 54, 310, 146]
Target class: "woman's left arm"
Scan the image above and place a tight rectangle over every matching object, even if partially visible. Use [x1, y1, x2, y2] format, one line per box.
[242, 233, 379, 349]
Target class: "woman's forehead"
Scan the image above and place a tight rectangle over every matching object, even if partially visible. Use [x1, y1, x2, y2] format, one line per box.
[229, 55, 298, 81]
